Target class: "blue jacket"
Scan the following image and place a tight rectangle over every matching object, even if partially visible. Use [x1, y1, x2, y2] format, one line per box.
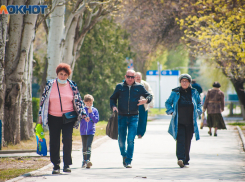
[110, 81, 152, 115]
[165, 87, 202, 141]
[80, 107, 99, 135]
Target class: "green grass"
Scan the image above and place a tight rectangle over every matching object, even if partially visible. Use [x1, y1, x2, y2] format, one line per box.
[148, 108, 166, 116]
[0, 168, 34, 181]
[228, 122, 245, 126]
[0, 157, 50, 181]
[2, 121, 108, 151]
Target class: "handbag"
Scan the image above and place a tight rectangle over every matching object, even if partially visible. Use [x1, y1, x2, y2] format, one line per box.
[56, 80, 78, 124]
[106, 111, 118, 140]
[200, 112, 208, 129]
[35, 124, 47, 156]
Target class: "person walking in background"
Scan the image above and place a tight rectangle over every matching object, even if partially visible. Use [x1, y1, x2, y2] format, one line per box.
[203, 82, 226, 136]
[165, 74, 202, 168]
[110, 70, 152, 168]
[135, 72, 154, 139]
[191, 79, 203, 95]
[80, 94, 99, 169]
[38, 63, 89, 174]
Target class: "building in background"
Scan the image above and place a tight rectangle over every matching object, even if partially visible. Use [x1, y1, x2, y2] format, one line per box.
[146, 70, 180, 108]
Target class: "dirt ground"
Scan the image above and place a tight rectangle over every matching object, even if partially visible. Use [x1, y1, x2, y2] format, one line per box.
[0, 135, 104, 177]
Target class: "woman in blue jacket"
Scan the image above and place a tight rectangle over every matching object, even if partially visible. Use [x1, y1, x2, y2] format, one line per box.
[165, 74, 202, 168]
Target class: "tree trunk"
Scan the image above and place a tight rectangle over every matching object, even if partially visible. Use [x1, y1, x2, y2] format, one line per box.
[4, 0, 39, 144]
[0, 0, 8, 147]
[28, 42, 34, 138]
[47, 0, 65, 80]
[230, 78, 245, 120]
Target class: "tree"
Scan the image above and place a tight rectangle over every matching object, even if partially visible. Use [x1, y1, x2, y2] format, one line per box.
[3, 0, 39, 144]
[177, 0, 245, 117]
[0, 0, 8, 147]
[45, 0, 122, 80]
[73, 18, 131, 120]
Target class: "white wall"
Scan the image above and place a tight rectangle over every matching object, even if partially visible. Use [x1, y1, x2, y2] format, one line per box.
[146, 70, 180, 108]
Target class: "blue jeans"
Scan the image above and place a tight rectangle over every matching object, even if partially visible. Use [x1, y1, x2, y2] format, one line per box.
[137, 105, 148, 137]
[118, 115, 139, 164]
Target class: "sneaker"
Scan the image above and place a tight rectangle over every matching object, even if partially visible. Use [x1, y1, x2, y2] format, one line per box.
[63, 165, 71, 172]
[177, 160, 185, 168]
[82, 161, 86, 168]
[86, 161, 92, 169]
[208, 131, 212, 136]
[123, 157, 126, 167]
[52, 165, 60, 174]
[125, 163, 132, 168]
[214, 133, 217, 137]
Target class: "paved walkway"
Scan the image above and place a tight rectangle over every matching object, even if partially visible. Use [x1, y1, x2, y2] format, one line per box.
[8, 116, 245, 182]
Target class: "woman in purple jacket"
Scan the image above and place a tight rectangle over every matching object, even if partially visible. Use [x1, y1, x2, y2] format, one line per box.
[80, 94, 99, 168]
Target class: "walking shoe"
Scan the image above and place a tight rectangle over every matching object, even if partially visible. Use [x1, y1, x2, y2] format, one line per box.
[123, 156, 126, 167]
[177, 160, 185, 168]
[125, 163, 132, 168]
[82, 161, 86, 168]
[52, 165, 60, 174]
[208, 131, 212, 136]
[63, 165, 71, 172]
[86, 161, 93, 169]
[214, 133, 217, 137]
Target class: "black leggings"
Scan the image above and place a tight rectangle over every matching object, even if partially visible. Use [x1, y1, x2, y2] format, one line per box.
[81, 135, 94, 161]
[48, 114, 74, 166]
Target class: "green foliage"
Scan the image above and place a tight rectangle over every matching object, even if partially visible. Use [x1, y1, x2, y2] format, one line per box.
[149, 45, 189, 74]
[228, 122, 245, 126]
[32, 97, 40, 123]
[148, 108, 166, 116]
[197, 59, 232, 93]
[165, 45, 189, 74]
[73, 18, 132, 120]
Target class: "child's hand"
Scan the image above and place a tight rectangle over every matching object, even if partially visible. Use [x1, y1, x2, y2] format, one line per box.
[88, 107, 92, 113]
[85, 117, 90, 122]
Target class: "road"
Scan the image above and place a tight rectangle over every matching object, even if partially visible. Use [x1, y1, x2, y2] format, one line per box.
[8, 116, 245, 182]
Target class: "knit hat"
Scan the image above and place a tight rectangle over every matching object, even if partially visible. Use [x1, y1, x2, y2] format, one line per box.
[179, 74, 192, 83]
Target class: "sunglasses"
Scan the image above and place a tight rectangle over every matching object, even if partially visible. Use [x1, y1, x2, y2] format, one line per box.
[126, 75, 135, 79]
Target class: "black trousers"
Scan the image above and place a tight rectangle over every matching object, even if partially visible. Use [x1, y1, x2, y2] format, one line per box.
[176, 123, 194, 164]
[81, 135, 94, 161]
[48, 114, 74, 166]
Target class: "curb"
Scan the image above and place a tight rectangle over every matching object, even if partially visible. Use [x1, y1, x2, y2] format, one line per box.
[236, 126, 245, 151]
[5, 135, 109, 182]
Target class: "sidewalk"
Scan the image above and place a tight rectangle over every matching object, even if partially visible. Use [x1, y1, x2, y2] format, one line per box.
[7, 116, 245, 182]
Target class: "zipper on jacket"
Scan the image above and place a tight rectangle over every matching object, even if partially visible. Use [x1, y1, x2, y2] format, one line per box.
[86, 121, 88, 135]
[128, 86, 131, 114]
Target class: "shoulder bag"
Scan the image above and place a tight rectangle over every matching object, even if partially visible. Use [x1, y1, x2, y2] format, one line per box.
[56, 80, 78, 124]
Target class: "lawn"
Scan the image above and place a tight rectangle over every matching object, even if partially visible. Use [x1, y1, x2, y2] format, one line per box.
[148, 108, 166, 116]
[0, 121, 108, 181]
[2, 121, 108, 151]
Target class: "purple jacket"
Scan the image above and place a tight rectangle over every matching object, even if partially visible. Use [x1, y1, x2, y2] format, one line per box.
[80, 107, 99, 135]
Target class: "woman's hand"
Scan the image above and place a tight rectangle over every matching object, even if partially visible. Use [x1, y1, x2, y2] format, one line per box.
[39, 116, 42, 125]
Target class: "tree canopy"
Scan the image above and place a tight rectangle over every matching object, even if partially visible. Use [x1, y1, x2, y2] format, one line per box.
[73, 18, 132, 120]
